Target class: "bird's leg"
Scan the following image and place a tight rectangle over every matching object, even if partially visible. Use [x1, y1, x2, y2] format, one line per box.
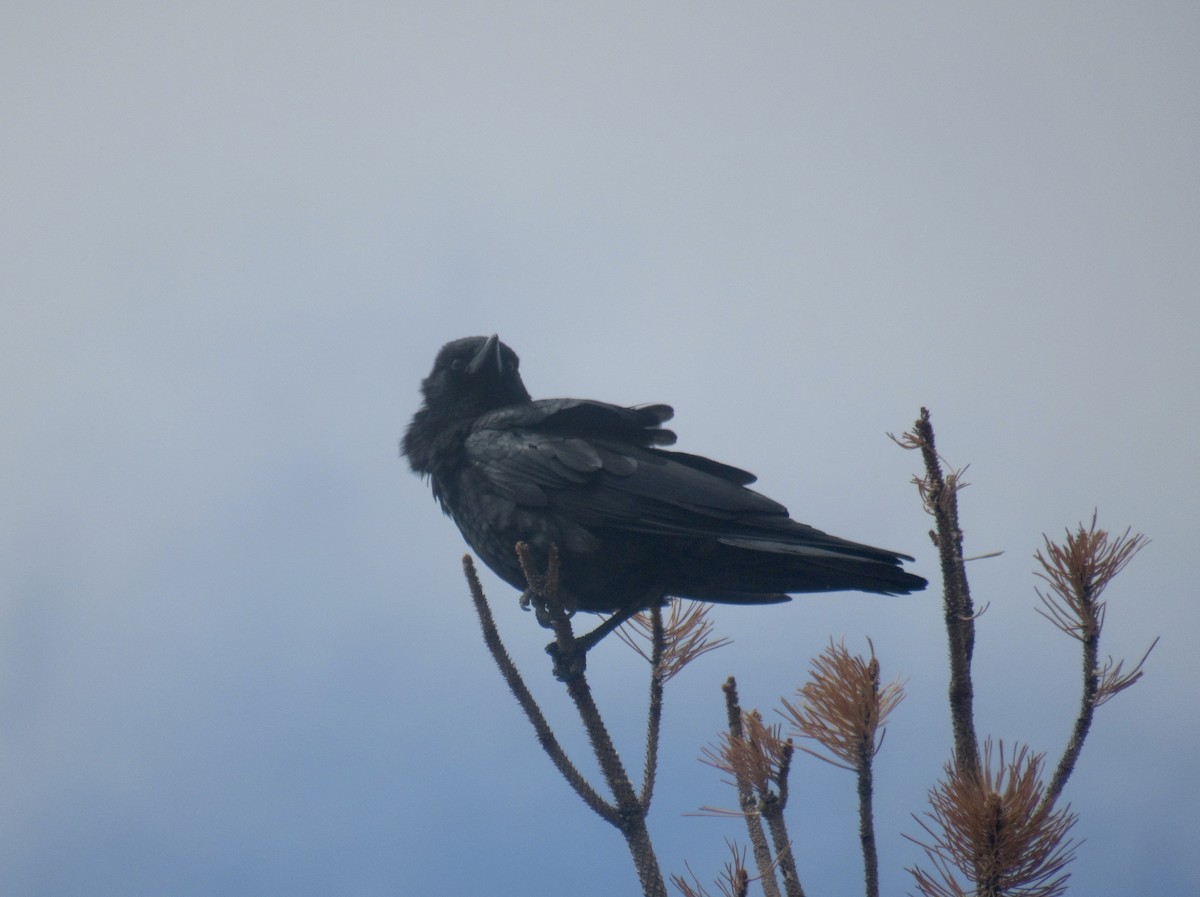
[571, 607, 639, 654]
[544, 606, 648, 680]
[514, 542, 588, 680]
[513, 541, 644, 679]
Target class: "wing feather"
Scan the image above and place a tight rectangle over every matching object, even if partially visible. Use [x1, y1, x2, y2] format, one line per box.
[464, 402, 792, 540]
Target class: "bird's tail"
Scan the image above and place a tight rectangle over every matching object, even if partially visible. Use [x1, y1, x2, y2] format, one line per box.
[677, 534, 929, 602]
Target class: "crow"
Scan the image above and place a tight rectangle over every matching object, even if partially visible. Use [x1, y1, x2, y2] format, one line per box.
[403, 335, 926, 651]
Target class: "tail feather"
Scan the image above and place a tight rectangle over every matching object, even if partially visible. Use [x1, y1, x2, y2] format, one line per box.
[679, 539, 928, 600]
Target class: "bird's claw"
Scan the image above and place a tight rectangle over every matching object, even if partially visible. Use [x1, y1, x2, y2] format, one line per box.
[519, 591, 557, 630]
[520, 589, 577, 631]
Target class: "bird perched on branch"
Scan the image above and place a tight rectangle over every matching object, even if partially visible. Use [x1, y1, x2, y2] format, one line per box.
[403, 335, 926, 649]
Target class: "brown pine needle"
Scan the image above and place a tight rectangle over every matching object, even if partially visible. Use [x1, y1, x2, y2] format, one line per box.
[907, 740, 1079, 897]
[617, 600, 732, 683]
[700, 710, 791, 797]
[1034, 511, 1148, 645]
[672, 841, 752, 897]
[779, 639, 905, 771]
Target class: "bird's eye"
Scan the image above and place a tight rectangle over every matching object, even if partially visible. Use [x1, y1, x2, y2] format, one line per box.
[449, 359, 465, 372]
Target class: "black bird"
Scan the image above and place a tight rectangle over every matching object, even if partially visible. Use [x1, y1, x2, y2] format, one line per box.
[403, 335, 926, 647]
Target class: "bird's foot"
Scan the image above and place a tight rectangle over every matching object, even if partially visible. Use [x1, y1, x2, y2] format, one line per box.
[519, 589, 551, 628]
[519, 588, 576, 631]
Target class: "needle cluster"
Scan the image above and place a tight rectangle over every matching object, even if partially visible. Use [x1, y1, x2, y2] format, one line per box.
[780, 639, 905, 772]
[908, 741, 1079, 897]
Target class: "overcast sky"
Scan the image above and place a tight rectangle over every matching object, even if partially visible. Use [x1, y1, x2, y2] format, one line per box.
[3, 3, 1197, 895]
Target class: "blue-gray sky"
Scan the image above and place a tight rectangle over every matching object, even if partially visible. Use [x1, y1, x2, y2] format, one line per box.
[3, 3, 1197, 895]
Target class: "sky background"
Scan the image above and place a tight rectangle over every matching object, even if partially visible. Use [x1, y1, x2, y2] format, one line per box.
[3, 3, 1198, 895]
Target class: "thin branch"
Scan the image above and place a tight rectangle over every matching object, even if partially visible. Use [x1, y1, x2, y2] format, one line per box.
[895, 408, 980, 778]
[1032, 515, 1154, 810]
[716, 679, 783, 897]
[514, 543, 667, 897]
[701, 690, 805, 897]
[642, 605, 666, 810]
[760, 779, 803, 897]
[616, 601, 732, 814]
[461, 555, 615, 824]
[856, 743, 878, 897]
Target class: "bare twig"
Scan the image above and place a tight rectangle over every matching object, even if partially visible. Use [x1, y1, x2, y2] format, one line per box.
[462, 554, 615, 823]
[614, 600, 734, 811]
[895, 408, 980, 778]
[710, 679, 784, 897]
[642, 605, 666, 810]
[761, 775, 802, 897]
[700, 685, 805, 897]
[709, 709, 801, 897]
[514, 543, 667, 897]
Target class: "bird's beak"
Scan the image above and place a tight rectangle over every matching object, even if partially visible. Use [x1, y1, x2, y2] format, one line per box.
[467, 334, 503, 375]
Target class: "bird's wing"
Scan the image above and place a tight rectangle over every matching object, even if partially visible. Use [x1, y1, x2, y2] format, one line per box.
[465, 399, 788, 531]
[475, 398, 677, 446]
[465, 398, 910, 566]
[475, 398, 760, 479]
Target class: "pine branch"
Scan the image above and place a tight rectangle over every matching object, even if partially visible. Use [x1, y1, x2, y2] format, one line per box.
[894, 408, 980, 779]
[1032, 514, 1155, 810]
[462, 554, 614, 824]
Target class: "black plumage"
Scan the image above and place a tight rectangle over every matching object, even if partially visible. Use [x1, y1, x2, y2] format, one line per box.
[403, 335, 926, 621]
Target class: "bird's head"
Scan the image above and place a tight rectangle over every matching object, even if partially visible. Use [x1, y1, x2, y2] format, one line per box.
[416, 335, 532, 421]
